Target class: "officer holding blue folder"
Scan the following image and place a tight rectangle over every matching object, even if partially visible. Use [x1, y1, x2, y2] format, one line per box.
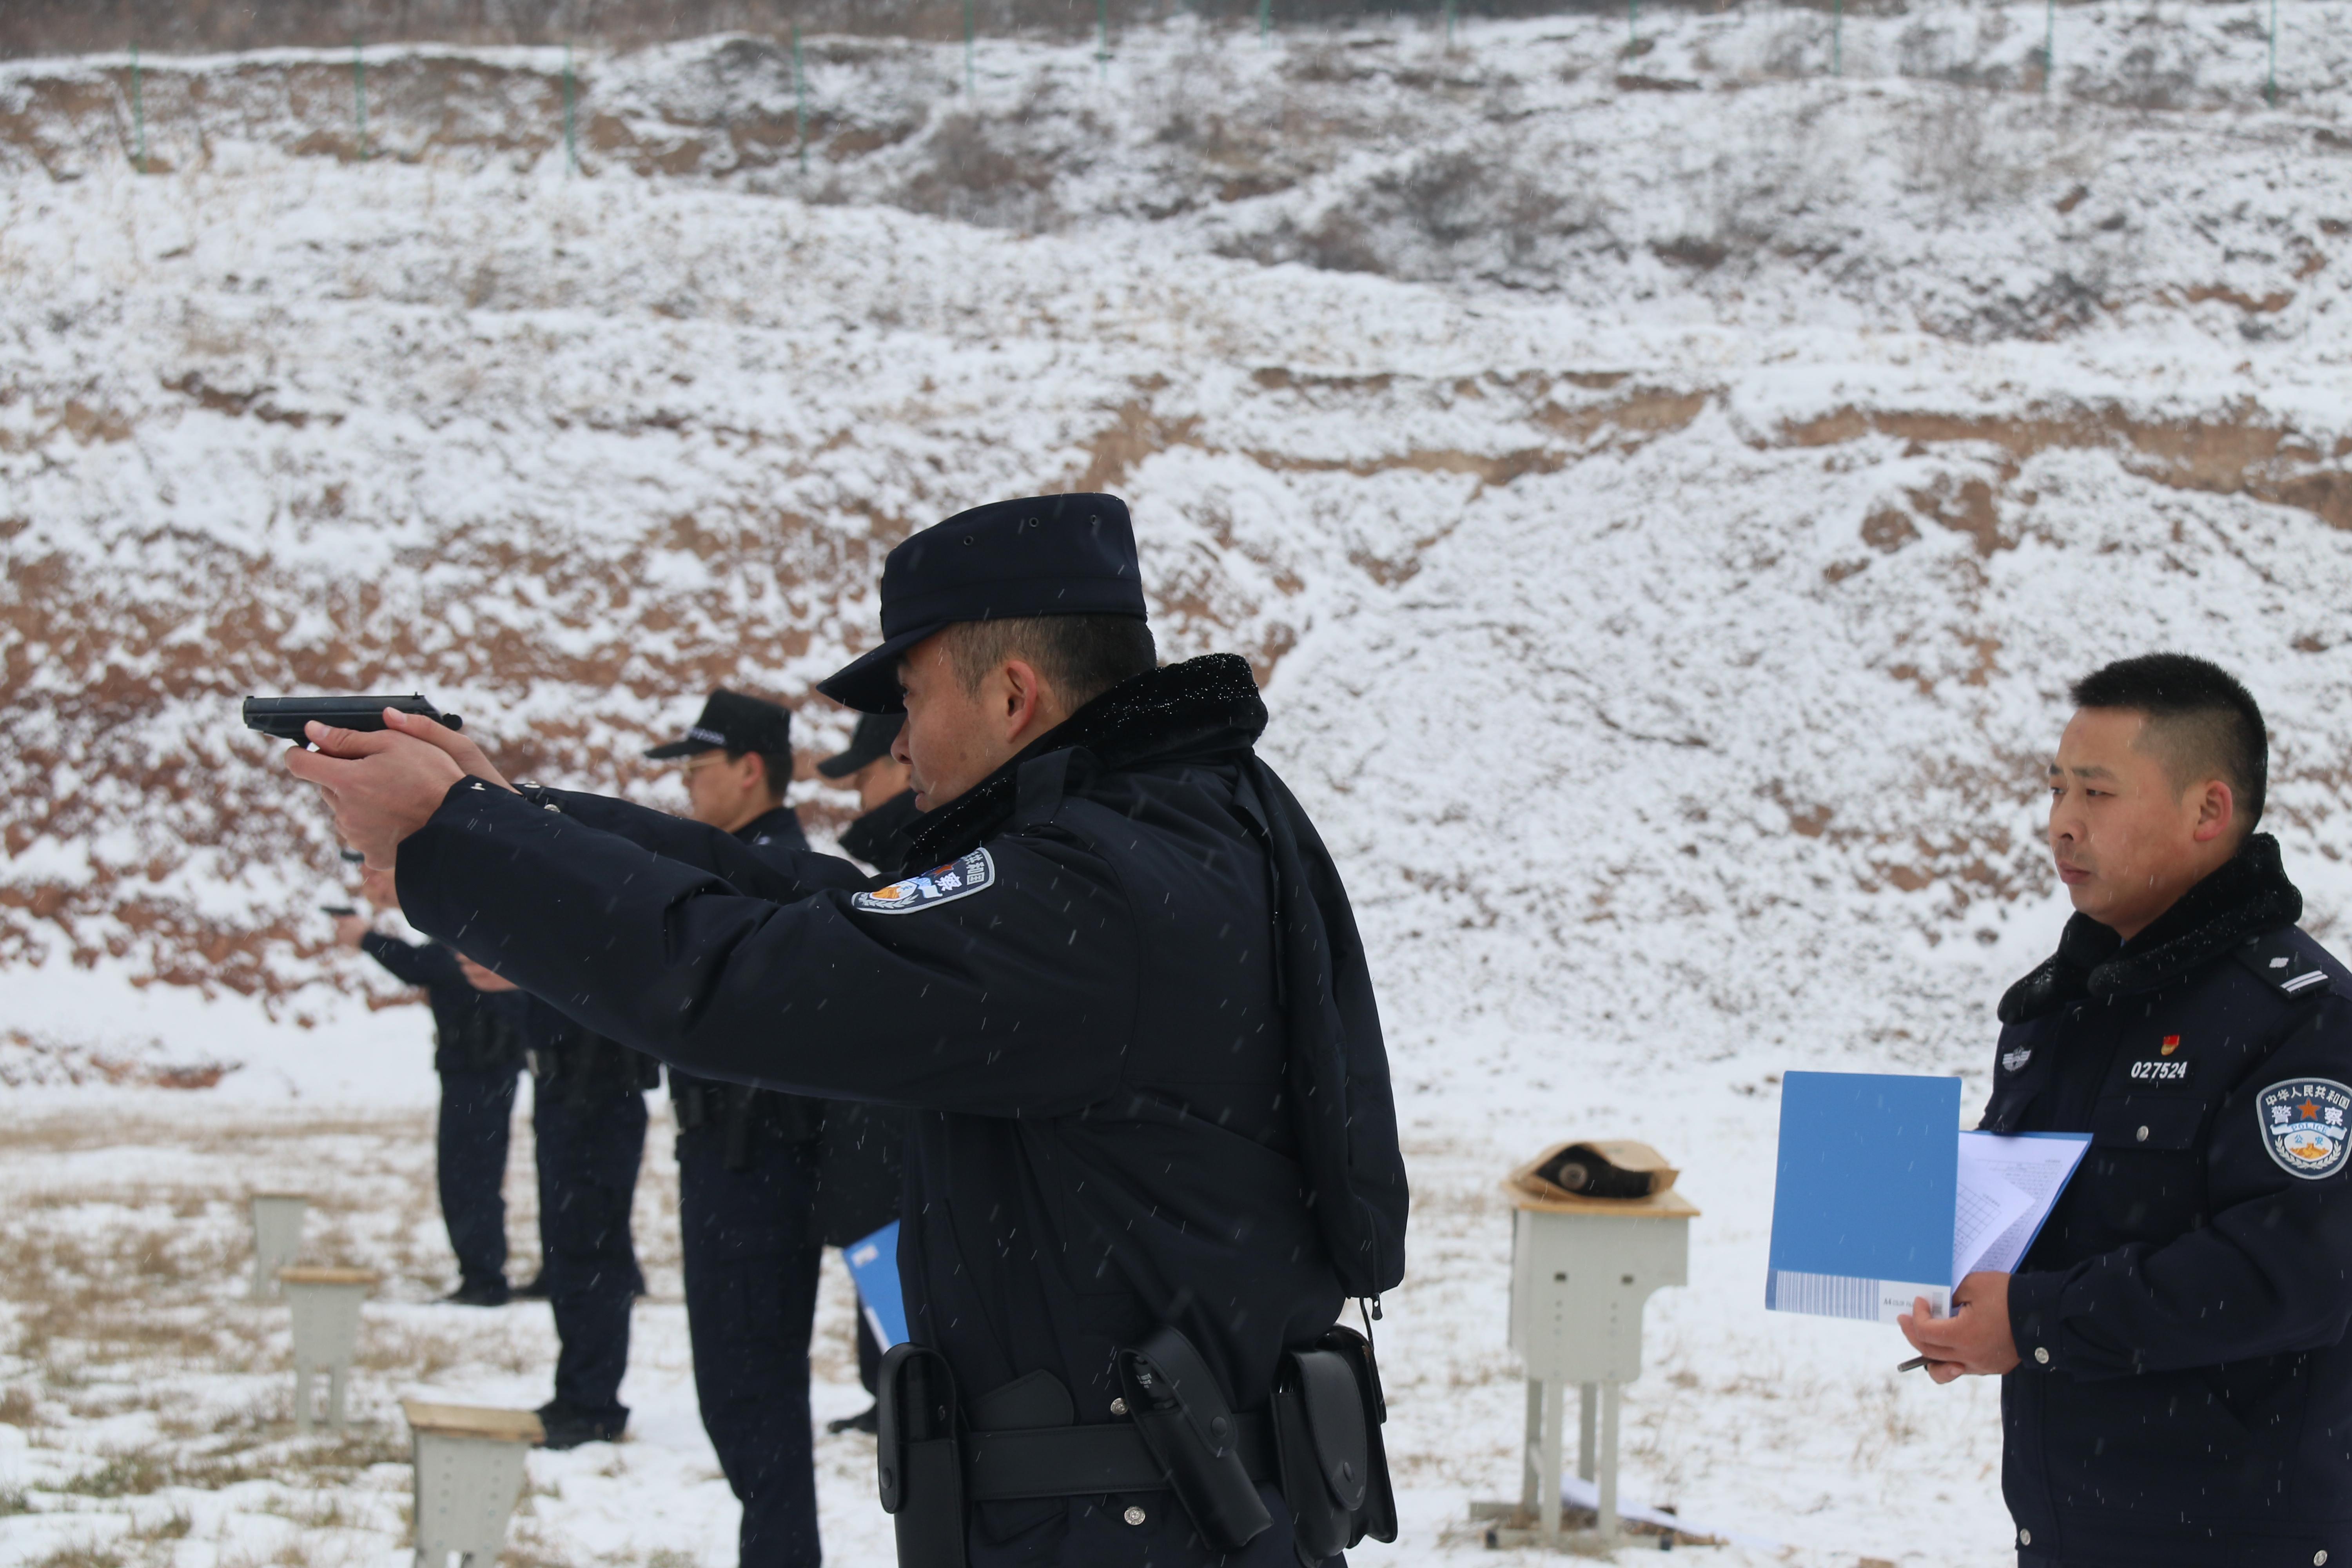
[1899, 654, 2352, 1568]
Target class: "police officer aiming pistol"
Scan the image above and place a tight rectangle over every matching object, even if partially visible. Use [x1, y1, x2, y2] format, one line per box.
[648, 687, 842, 1568]
[336, 857, 526, 1306]
[1899, 653, 2352, 1567]
[279, 494, 1408, 1567]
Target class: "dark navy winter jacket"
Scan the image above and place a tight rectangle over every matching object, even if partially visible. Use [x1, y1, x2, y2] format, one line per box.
[393, 655, 1405, 1567]
[1982, 835, 2352, 1567]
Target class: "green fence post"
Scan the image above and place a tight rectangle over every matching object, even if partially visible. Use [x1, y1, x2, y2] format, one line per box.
[1098, 0, 1110, 76]
[563, 42, 577, 174]
[352, 36, 368, 160]
[2266, 0, 2278, 105]
[1629, 0, 1640, 52]
[129, 41, 145, 172]
[1259, 0, 1272, 46]
[1831, 0, 1842, 76]
[793, 23, 808, 173]
[1444, 0, 1457, 45]
[2042, 0, 2054, 93]
[964, 0, 975, 94]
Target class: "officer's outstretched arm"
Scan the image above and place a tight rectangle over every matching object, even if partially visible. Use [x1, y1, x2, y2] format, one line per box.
[358, 929, 453, 989]
[2007, 1009, 2352, 1378]
[536, 788, 869, 897]
[394, 779, 1138, 1115]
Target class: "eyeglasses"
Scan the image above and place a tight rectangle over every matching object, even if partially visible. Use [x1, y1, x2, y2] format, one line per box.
[674, 754, 725, 778]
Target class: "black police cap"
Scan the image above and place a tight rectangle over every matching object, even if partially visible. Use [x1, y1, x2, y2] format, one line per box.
[817, 711, 903, 779]
[815, 494, 1147, 714]
[645, 689, 794, 760]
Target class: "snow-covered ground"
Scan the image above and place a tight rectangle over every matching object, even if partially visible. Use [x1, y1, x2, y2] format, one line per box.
[3, 8, 2349, 1566]
[0, 1069, 2008, 1568]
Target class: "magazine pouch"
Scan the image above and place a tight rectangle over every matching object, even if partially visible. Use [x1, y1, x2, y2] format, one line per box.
[876, 1343, 966, 1568]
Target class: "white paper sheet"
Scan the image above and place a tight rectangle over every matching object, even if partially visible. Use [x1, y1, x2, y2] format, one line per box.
[1955, 1131, 2094, 1279]
[1951, 1167, 2034, 1286]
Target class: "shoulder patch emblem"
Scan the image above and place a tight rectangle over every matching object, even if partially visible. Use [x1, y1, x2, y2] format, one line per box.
[2256, 1078, 2352, 1180]
[852, 849, 995, 916]
[2000, 1047, 2033, 1074]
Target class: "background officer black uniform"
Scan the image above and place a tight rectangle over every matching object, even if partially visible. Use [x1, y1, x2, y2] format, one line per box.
[1982, 833, 2352, 1566]
[813, 709, 916, 1427]
[648, 690, 837, 1568]
[817, 711, 920, 874]
[391, 496, 1407, 1566]
[357, 928, 526, 1304]
[521, 995, 654, 1448]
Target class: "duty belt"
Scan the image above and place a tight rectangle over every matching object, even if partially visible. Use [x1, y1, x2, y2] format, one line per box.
[962, 1410, 1280, 1502]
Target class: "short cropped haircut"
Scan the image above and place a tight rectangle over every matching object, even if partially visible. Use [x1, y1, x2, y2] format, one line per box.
[725, 748, 793, 802]
[2070, 653, 2267, 828]
[941, 615, 1158, 709]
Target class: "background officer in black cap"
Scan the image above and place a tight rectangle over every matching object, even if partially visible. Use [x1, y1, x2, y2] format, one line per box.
[811, 709, 917, 1434]
[336, 858, 527, 1306]
[817, 711, 919, 874]
[285, 492, 1409, 1568]
[645, 690, 833, 1568]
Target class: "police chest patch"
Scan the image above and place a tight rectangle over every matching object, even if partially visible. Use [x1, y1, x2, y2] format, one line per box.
[2256, 1078, 2352, 1180]
[851, 849, 995, 916]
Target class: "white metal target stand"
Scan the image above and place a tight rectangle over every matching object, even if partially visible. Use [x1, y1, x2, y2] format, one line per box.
[403, 1401, 544, 1568]
[280, 1265, 378, 1434]
[1470, 1182, 1697, 1551]
[248, 1192, 309, 1299]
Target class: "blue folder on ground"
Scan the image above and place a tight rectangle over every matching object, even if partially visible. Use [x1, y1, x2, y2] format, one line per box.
[844, 1220, 908, 1349]
[1767, 1070, 2091, 1324]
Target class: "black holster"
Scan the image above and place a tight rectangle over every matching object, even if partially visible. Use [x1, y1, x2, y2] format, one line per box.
[876, 1343, 966, 1568]
[1273, 1325, 1397, 1566]
[1116, 1326, 1274, 1554]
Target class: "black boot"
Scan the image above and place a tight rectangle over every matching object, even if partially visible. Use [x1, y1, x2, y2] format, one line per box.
[441, 1278, 512, 1307]
[535, 1399, 628, 1450]
[825, 1404, 879, 1436]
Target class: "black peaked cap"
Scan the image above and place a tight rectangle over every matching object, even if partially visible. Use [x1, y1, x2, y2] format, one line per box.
[815, 493, 1148, 714]
[645, 688, 794, 760]
[817, 711, 904, 779]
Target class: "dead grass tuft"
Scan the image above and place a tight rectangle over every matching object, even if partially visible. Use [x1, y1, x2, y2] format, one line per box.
[25, 1542, 125, 1568]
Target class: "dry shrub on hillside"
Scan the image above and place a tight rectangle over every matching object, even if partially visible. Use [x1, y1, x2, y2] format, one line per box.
[890, 96, 1066, 231]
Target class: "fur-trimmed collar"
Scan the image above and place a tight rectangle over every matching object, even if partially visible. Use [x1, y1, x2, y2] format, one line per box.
[1997, 833, 2304, 1024]
[901, 653, 1267, 869]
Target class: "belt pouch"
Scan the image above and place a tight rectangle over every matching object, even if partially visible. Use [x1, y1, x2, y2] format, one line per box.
[1115, 1326, 1273, 1553]
[1319, 1325, 1398, 1546]
[673, 1085, 707, 1132]
[1273, 1348, 1369, 1565]
[876, 1344, 967, 1568]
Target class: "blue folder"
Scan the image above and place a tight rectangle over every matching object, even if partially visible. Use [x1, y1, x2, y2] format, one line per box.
[844, 1220, 909, 1349]
[1767, 1071, 1960, 1323]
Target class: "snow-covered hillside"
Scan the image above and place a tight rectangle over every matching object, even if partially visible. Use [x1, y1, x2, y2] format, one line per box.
[1, 15, 2349, 1562]
[4, 8, 2349, 1078]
